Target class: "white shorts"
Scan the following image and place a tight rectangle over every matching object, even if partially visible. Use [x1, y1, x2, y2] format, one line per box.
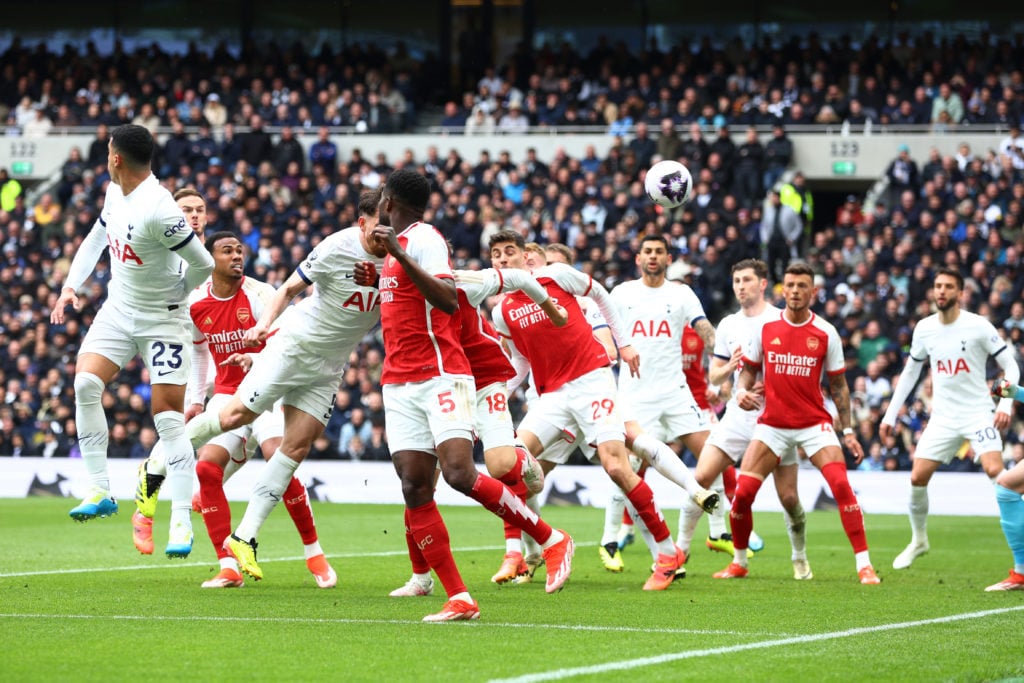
[707, 407, 799, 466]
[201, 393, 285, 460]
[620, 385, 709, 442]
[519, 367, 624, 456]
[475, 381, 515, 451]
[235, 332, 344, 426]
[751, 421, 840, 462]
[532, 423, 598, 465]
[80, 301, 192, 384]
[383, 375, 476, 454]
[915, 413, 1003, 463]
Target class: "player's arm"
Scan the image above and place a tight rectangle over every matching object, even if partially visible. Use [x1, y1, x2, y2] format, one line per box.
[828, 371, 864, 463]
[186, 339, 213, 421]
[457, 268, 567, 326]
[594, 326, 618, 363]
[692, 317, 715, 359]
[50, 219, 107, 323]
[734, 361, 763, 411]
[879, 355, 925, 440]
[176, 234, 215, 291]
[372, 225, 457, 313]
[708, 348, 742, 386]
[244, 269, 308, 346]
[992, 347, 1021, 429]
[552, 265, 637, 375]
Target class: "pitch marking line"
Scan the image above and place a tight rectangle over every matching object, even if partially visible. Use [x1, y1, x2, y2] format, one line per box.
[0, 613, 779, 637]
[487, 605, 1024, 683]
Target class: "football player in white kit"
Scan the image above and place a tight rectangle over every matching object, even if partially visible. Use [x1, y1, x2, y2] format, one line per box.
[183, 190, 386, 580]
[881, 267, 1020, 570]
[988, 379, 1024, 591]
[50, 124, 214, 558]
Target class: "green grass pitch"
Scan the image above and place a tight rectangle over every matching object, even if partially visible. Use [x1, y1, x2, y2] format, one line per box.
[1, 498, 1022, 682]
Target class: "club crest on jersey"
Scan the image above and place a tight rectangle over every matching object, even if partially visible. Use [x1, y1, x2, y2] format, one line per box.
[236, 307, 251, 324]
[685, 335, 699, 350]
[806, 336, 820, 351]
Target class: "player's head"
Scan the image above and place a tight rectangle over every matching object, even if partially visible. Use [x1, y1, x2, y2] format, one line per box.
[523, 242, 546, 271]
[933, 266, 964, 312]
[358, 186, 387, 257]
[488, 229, 526, 269]
[636, 234, 671, 278]
[782, 261, 816, 312]
[731, 258, 769, 308]
[108, 124, 155, 181]
[174, 188, 208, 240]
[544, 243, 573, 266]
[380, 169, 429, 227]
[205, 231, 244, 282]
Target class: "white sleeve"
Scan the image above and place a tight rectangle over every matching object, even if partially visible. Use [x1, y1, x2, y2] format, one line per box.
[498, 268, 550, 306]
[188, 340, 213, 406]
[712, 315, 733, 360]
[995, 345, 1021, 414]
[178, 234, 216, 291]
[678, 284, 708, 326]
[546, 265, 630, 346]
[64, 220, 108, 291]
[743, 328, 763, 365]
[504, 336, 532, 393]
[824, 324, 845, 374]
[881, 355, 925, 426]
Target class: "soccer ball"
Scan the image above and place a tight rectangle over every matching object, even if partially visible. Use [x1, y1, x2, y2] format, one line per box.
[644, 160, 693, 208]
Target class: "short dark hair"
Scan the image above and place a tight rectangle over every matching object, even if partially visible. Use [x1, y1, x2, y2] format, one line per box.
[488, 229, 524, 251]
[638, 234, 669, 251]
[784, 261, 815, 280]
[205, 231, 239, 254]
[173, 188, 204, 203]
[358, 187, 382, 217]
[934, 265, 964, 290]
[384, 169, 430, 212]
[110, 124, 155, 168]
[732, 258, 768, 280]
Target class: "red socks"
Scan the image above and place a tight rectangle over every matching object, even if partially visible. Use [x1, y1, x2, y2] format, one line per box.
[196, 460, 231, 559]
[625, 479, 670, 543]
[821, 461, 868, 553]
[498, 466, 529, 543]
[469, 473, 553, 545]
[723, 465, 738, 501]
[403, 508, 430, 574]
[408, 501, 465, 597]
[729, 474, 764, 551]
[283, 477, 317, 545]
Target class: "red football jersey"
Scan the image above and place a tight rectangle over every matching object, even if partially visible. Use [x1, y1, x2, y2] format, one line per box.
[457, 289, 515, 388]
[743, 312, 845, 429]
[378, 222, 471, 384]
[681, 324, 710, 410]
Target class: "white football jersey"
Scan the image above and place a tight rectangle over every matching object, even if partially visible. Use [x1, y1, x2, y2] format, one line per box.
[100, 174, 194, 312]
[279, 227, 384, 361]
[610, 278, 706, 395]
[909, 310, 1007, 418]
[714, 304, 783, 413]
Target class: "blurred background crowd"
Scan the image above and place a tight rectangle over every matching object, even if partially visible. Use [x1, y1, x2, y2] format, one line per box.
[1, 28, 1022, 472]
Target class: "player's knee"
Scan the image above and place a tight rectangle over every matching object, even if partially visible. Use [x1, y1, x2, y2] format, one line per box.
[440, 462, 476, 493]
[778, 489, 800, 511]
[153, 411, 186, 441]
[73, 372, 105, 406]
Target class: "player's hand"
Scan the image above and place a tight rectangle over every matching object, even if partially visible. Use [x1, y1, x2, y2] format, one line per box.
[620, 345, 640, 378]
[50, 287, 80, 324]
[243, 324, 270, 347]
[727, 346, 744, 372]
[705, 387, 719, 405]
[879, 422, 894, 441]
[549, 304, 569, 327]
[735, 387, 762, 411]
[843, 431, 864, 464]
[994, 410, 1011, 431]
[184, 403, 205, 422]
[222, 353, 254, 373]
[370, 225, 401, 255]
[992, 378, 1015, 399]
[353, 260, 378, 287]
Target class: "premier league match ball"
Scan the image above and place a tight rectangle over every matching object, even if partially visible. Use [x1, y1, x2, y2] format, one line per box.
[644, 159, 693, 208]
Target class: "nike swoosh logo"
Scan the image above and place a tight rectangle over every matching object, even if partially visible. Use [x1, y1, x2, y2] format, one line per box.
[344, 274, 354, 278]
[157, 370, 176, 377]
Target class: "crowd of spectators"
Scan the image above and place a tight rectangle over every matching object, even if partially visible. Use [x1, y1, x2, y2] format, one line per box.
[1, 31, 1023, 473]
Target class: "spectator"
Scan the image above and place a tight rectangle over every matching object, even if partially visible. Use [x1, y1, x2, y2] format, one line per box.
[497, 101, 530, 134]
[239, 114, 274, 167]
[272, 126, 305, 176]
[22, 105, 53, 138]
[931, 82, 965, 124]
[655, 118, 682, 162]
[762, 123, 793, 191]
[0, 167, 23, 212]
[760, 189, 801, 283]
[885, 143, 921, 205]
[628, 121, 657, 167]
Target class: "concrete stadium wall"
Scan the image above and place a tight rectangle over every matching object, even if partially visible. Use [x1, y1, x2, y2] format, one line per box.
[1, 131, 1008, 187]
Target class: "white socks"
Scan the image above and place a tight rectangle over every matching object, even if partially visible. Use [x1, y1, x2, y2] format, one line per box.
[185, 409, 224, 451]
[234, 449, 299, 540]
[74, 372, 109, 492]
[154, 411, 194, 527]
[631, 433, 701, 497]
[909, 485, 929, 545]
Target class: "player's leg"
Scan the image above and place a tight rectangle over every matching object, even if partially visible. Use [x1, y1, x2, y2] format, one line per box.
[195, 438, 244, 588]
[68, 349, 122, 521]
[186, 394, 260, 450]
[149, 380, 195, 558]
[893, 434, 945, 569]
[714, 436, 778, 578]
[625, 422, 719, 513]
[132, 438, 163, 554]
[809, 438, 879, 584]
[680, 444, 733, 560]
[773, 460, 811, 579]
[988, 462, 1024, 591]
